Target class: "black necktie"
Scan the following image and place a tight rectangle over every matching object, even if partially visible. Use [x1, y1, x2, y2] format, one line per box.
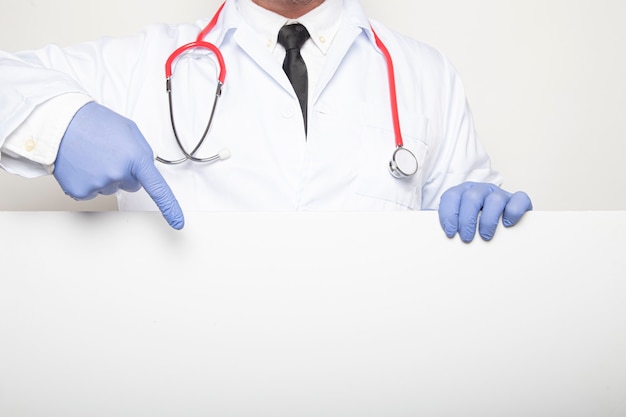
[277, 23, 310, 133]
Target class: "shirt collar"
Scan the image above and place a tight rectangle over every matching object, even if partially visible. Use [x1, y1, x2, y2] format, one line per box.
[236, 0, 343, 55]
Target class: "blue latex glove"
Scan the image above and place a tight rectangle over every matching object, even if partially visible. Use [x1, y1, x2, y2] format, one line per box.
[438, 182, 532, 242]
[53, 102, 184, 230]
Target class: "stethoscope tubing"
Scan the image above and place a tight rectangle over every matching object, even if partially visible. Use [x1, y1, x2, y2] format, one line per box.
[157, 0, 418, 178]
[156, 82, 223, 165]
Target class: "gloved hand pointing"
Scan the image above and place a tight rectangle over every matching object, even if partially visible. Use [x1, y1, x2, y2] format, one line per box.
[53, 102, 184, 230]
[438, 182, 532, 242]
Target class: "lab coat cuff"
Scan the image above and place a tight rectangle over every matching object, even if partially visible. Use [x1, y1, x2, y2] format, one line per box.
[0, 93, 94, 176]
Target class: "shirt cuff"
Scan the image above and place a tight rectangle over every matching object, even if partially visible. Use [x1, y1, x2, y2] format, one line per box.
[1, 93, 93, 177]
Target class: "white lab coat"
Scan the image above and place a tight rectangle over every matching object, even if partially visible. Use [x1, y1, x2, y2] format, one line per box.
[0, 0, 501, 212]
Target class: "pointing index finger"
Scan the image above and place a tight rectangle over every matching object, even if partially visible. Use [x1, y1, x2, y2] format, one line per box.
[134, 161, 185, 230]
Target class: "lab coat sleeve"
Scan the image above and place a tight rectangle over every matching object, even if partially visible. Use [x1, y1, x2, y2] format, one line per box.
[0, 28, 154, 178]
[0, 93, 93, 177]
[420, 56, 503, 209]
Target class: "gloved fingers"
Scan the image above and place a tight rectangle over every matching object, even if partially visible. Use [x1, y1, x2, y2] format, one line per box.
[457, 183, 496, 242]
[99, 183, 121, 196]
[54, 171, 99, 200]
[438, 182, 468, 238]
[134, 161, 185, 230]
[98, 180, 141, 195]
[63, 186, 98, 201]
[502, 191, 533, 227]
[440, 182, 532, 242]
[478, 188, 511, 241]
[118, 177, 142, 193]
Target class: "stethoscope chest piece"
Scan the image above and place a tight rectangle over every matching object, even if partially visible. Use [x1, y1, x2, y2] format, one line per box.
[389, 146, 418, 178]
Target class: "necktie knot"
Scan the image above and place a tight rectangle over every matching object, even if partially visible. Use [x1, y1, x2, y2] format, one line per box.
[278, 23, 310, 51]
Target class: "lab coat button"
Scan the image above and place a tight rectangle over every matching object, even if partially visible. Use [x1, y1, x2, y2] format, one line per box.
[24, 138, 36, 152]
[281, 104, 296, 119]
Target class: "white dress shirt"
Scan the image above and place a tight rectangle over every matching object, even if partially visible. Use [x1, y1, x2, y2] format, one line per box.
[237, 0, 343, 100]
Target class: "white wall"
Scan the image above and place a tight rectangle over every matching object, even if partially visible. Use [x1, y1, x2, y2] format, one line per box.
[2, 0, 625, 210]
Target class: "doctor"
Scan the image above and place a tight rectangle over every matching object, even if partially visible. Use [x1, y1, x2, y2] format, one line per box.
[0, 0, 531, 242]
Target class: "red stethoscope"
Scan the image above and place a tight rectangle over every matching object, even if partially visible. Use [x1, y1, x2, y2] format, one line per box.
[156, 1, 418, 179]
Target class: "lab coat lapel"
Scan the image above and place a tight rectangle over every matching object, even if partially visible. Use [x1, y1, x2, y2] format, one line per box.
[311, 0, 372, 104]
[311, 25, 362, 104]
[232, 23, 295, 98]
